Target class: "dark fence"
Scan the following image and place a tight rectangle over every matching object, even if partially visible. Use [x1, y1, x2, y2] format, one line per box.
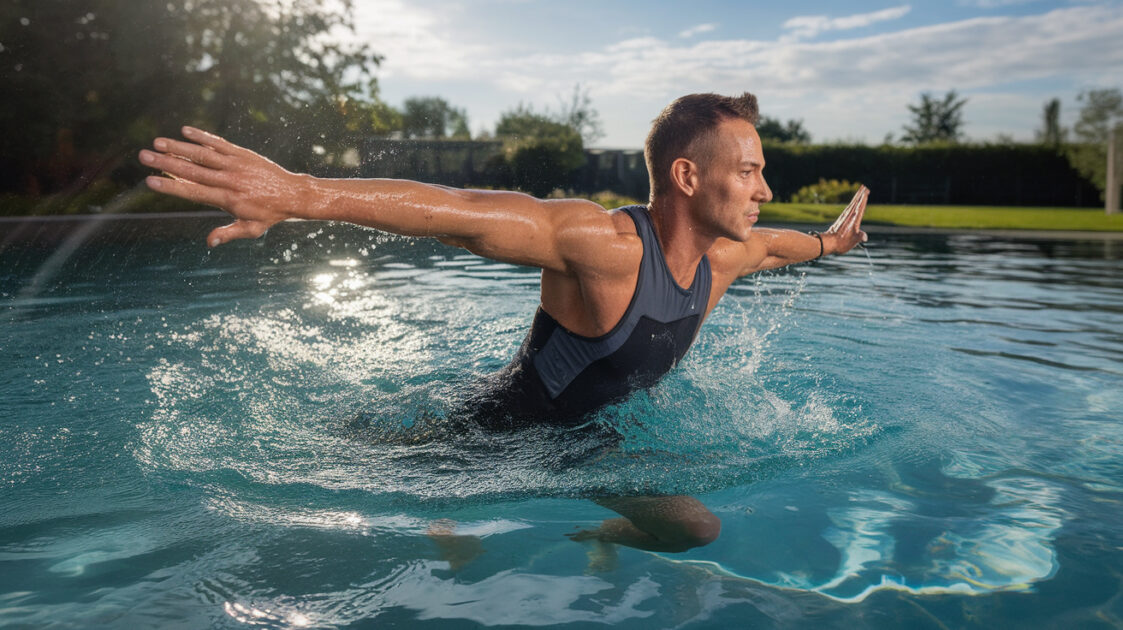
[357, 138, 1101, 207]
[358, 138, 505, 188]
[358, 138, 650, 200]
[570, 149, 648, 200]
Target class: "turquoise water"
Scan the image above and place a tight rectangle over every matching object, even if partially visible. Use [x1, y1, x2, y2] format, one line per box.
[2, 215, 1122, 628]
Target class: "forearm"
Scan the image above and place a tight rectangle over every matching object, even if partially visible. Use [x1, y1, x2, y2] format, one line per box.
[753, 228, 832, 268]
[293, 175, 595, 271]
[297, 176, 531, 240]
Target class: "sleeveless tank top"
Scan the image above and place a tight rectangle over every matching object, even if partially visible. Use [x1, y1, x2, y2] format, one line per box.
[463, 205, 712, 427]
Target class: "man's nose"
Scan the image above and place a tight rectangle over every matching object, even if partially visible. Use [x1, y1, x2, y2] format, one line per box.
[758, 176, 773, 203]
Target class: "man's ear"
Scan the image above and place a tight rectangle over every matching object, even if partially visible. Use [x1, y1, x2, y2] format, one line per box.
[670, 158, 698, 196]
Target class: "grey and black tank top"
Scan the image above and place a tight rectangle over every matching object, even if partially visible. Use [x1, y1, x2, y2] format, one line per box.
[464, 205, 712, 427]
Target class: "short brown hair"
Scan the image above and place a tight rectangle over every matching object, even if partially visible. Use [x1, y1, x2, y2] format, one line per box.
[644, 92, 760, 199]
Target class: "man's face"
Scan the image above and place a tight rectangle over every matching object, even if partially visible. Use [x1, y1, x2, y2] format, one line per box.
[691, 118, 773, 242]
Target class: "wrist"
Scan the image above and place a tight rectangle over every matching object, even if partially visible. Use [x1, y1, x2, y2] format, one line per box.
[808, 231, 826, 260]
[291, 172, 325, 220]
[820, 232, 838, 257]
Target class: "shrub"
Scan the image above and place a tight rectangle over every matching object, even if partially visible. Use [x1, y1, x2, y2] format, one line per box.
[790, 178, 862, 204]
[586, 191, 642, 209]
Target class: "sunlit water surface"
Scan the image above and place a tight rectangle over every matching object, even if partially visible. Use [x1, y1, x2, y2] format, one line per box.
[2, 215, 1122, 628]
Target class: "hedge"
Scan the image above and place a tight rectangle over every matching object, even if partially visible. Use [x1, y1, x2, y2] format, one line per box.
[759, 143, 1101, 208]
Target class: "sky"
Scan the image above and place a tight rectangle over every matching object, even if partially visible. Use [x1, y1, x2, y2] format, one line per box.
[350, 0, 1123, 148]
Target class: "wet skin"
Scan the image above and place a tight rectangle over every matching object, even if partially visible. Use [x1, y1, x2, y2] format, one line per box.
[141, 120, 869, 554]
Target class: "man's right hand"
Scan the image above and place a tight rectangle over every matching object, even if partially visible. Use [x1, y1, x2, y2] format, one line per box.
[140, 126, 309, 247]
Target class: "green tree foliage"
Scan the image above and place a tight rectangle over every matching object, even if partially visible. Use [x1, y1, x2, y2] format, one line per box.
[901, 91, 968, 144]
[1035, 98, 1067, 149]
[0, 0, 386, 198]
[494, 104, 585, 197]
[1064, 88, 1123, 200]
[756, 116, 811, 144]
[400, 96, 470, 139]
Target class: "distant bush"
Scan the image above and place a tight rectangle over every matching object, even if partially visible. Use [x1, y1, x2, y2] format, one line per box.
[790, 178, 862, 204]
[586, 191, 643, 209]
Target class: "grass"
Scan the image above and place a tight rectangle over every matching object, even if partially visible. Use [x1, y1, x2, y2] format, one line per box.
[760, 202, 1123, 232]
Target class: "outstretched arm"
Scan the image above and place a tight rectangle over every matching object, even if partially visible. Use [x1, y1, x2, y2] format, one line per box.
[718, 186, 870, 276]
[140, 127, 614, 273]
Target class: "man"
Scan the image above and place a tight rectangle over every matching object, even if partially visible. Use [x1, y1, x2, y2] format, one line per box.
[140, 92, 868, 554]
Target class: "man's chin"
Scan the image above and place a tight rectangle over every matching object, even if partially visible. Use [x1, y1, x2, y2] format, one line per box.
[734, 215, 758, 240]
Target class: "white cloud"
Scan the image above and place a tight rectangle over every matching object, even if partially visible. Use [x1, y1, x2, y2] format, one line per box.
[782, 5, 912, 41]
[957, 0, 1040, 8]
[678, 23, 717, 39]
[496, 5, 1122, 144]
[351, 0, 491, 81]
[346, 2, 1123, 145]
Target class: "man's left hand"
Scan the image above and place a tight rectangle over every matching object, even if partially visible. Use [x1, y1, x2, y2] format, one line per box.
[823, 186, 869, 255]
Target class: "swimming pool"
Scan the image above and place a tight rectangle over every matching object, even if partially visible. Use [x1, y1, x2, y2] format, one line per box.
[2, 215, 1121, 628]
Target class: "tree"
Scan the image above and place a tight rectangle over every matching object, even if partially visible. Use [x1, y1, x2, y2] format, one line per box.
[494, 104, 585, 197]
[1065, 88, 1123, 203]
[555, 84, 604, 145]
[901, 91, 968, 144]
[0, 0, 387, 199]
[400, 96, 470, 140]
[1035, 98, 1067, 149]
[756, 116, 811, 144]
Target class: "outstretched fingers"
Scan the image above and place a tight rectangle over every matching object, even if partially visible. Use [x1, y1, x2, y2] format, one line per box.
[844, 187, 869, 233]
[145, 174, 229, 207]
[847, 187, 869, 244]
[832, 187, 868, 235]
[182, 126, 249, 157]
[140, 148, 228, 188]
[153, 136, 229, 169]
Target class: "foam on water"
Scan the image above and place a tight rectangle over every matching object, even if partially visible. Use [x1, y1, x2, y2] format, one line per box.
[135, 251, 882, 504]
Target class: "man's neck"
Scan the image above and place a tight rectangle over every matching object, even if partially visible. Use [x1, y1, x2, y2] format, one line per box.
[647, 197, 715, 289]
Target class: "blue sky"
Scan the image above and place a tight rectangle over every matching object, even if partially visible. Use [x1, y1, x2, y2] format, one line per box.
[350, 0, 1123, 147]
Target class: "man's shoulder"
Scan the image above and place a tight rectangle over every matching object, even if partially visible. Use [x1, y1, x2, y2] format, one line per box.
[549, 203, 642, 277]
[608, 205, 642, 235]
[547, 200, 640, 239]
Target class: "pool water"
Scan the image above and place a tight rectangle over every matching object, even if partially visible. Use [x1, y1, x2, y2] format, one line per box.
[2, 215, 1122, 628]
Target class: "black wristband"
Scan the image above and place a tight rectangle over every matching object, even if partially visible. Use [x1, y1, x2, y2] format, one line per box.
[808, 231, 824, 260]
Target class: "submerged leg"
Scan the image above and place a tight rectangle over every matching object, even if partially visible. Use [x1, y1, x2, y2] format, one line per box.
[427, 519, 485, 571]
[570, 495, 721, 553]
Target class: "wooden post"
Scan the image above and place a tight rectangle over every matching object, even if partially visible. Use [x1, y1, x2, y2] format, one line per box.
[1108, 127, 1119, 215]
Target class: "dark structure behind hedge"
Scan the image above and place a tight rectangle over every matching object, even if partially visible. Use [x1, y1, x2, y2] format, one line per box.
[359, 138, 506, 188]
[359, 138, 1101, 207]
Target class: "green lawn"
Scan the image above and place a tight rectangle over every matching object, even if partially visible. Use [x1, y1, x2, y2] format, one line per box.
[760, 203, 1123, 232]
